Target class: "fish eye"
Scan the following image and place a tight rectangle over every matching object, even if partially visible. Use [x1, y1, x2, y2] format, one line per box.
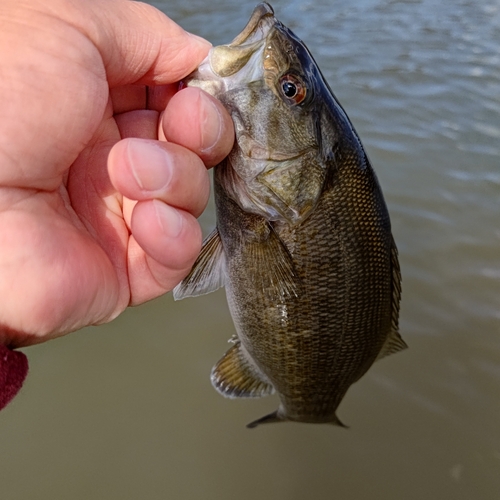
[279, 74, 307, 105]
[282, 81, 297, 97]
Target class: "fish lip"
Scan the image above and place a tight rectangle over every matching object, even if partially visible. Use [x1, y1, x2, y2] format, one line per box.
[207, 3, 277, 78]
[229, 3, 275, 47]
[185, 4, 277, 90]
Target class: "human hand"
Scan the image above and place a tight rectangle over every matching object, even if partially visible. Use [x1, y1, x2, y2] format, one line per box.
[0, 0, 234, 348]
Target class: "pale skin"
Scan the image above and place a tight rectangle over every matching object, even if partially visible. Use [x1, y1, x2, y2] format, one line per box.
[0, 0, 234, 347]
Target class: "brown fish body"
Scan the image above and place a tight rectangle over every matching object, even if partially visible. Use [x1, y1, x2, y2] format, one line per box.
[175, 3, 405, 427]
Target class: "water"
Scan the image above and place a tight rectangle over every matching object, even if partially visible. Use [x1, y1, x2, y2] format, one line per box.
[1, 0, 499, 498]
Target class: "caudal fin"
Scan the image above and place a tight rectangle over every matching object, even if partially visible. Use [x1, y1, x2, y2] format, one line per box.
[246, 409, 348, 428]
[329, 414, 348, 428]
[246, 410, 282, 429]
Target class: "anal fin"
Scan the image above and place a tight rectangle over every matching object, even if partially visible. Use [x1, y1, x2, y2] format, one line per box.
[210, 342, 275, 399]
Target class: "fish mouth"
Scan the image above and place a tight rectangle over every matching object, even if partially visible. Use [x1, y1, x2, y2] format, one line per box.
[208, 3, 276, 78]
[230, 3, 275, 46]
[184, 3, 279, 95]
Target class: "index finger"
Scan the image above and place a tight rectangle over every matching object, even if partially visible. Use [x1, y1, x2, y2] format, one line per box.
[77, 0, 212, 86]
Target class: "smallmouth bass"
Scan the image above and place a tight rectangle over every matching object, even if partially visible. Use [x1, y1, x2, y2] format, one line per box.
[175, 3, 406, 428]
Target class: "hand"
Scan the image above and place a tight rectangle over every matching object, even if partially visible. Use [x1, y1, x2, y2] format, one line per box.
[0, 0, 234, 347]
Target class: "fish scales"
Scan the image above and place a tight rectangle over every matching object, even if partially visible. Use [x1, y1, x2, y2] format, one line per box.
[217, 153, 391, 418]
[174, 2, 406, 428]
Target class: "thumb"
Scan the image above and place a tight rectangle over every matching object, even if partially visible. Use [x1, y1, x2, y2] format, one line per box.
[76, 0, 211, 86]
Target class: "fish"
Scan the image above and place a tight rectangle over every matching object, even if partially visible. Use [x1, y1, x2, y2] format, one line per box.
[174, 2, 406, 428]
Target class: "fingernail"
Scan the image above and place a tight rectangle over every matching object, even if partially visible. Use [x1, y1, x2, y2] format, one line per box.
[126, 140, 172, 192]
[153, 200, 183, 239]
[199, 92, 223, 153]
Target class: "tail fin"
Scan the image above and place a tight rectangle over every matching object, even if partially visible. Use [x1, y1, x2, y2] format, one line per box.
[246, 410, 282, 429]
[329, 414, 348, 428]
[246, 409, 348, 429]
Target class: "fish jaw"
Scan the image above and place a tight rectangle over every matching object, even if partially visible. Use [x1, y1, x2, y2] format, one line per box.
[184, 3, 276, 98]
[229, 3, 275, 46]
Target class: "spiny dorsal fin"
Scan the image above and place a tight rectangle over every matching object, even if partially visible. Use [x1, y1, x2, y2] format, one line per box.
[211, 342, 275, 399]
[377, 236, 407, 360]
[173, 229, 226, 300]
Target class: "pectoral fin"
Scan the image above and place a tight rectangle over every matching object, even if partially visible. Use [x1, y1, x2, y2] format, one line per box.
[211, 342, 275, 399]
[173, 229, 226, 300]
[248, 222, 299, 300]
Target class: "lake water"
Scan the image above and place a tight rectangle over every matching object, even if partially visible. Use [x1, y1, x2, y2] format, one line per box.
[1, 0, 499, 498]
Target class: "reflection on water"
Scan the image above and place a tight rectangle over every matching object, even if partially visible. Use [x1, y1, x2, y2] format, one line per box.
[1, 0, 499, 498]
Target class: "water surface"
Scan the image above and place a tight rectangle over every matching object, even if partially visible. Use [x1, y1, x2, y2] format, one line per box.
[1, 1, 499, 498]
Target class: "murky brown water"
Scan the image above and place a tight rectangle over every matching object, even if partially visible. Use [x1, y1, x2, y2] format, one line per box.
[2, 0, 500, 498]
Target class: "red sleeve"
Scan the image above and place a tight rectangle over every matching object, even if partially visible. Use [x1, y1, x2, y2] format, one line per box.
[0, 345, 28, 410]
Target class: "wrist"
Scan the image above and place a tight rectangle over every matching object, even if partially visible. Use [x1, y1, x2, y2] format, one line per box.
[0, 345, 28, 411]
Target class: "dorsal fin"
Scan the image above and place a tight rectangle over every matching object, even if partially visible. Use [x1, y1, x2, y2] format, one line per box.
[173, 229, 226, 300]
[377, 236, 407, 360]
[211, 342, 275, 399]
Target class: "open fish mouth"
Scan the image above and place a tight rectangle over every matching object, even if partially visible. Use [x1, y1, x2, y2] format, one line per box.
[230, 2, 275, 46]
[186, 3, 277, 90]
[208, 4, 276, 78]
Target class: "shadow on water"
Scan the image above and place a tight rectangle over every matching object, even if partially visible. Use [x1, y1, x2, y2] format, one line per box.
[1, 0, 500, 498]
